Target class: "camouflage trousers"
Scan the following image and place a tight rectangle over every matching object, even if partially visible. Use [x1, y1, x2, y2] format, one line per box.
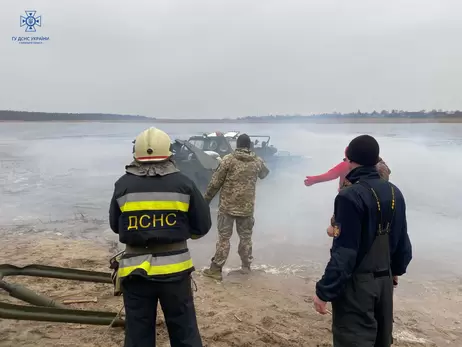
[211, 212, 255, 268]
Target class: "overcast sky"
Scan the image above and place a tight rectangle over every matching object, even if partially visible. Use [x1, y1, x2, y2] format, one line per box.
[1, 0, 461, 119]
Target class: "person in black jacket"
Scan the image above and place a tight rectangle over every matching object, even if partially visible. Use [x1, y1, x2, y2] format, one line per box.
[109, 127, 212, 347]
[313, 134, 412, 347]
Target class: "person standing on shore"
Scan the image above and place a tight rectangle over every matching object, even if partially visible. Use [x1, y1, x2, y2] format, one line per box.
[202, 133, 269, 281]
[313, 134, 412, 347]
[109, 127, 212, 347]
[303, 145, 392, 238]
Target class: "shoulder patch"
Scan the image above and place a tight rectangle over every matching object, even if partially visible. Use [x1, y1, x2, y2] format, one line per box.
[333, 223, 341, 238]
[339, 179, 352, 190]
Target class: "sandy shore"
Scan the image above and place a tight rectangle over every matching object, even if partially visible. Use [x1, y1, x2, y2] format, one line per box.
[0, 233, 461, 347]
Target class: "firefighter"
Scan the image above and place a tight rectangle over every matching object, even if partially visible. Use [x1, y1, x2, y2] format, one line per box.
[314, 135, 412, 347]
[109, 127, 212, 347]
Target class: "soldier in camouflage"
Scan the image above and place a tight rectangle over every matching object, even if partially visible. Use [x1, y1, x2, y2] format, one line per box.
[327, 157, 391, 236]
[202, 134, 270, 281]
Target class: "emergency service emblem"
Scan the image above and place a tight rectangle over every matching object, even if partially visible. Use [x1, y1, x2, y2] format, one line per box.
[333, 223, 341, 238]
[20, 11, 42, 32]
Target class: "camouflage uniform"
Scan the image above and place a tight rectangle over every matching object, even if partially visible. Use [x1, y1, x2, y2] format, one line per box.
[213, 212, 255, 268]
[330, 158, 391, 227]
[204, 148, 269, 271]
[375, 157, 391, 182]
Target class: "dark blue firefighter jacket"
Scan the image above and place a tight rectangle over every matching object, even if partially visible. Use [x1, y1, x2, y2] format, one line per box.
[316, 166, 412, 302]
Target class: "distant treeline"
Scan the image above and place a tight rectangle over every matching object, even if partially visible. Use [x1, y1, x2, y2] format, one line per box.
[1, 109, 462, 123]
[238, 110, 462, 122]
[0, 110, 153, 122]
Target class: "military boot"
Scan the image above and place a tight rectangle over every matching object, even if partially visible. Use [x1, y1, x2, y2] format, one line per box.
[203, 262, 223, 281]
[239, 263, 251, 275]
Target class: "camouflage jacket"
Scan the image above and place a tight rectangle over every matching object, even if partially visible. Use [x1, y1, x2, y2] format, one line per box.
[204, 148, 269, 217]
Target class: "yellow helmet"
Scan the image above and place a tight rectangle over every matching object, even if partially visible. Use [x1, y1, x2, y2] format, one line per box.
[133, 127, 172, 162]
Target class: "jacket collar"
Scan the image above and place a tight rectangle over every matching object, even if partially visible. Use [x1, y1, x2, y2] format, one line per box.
[125, 159, 179, 177]
[235, 148, 252, 154]
[345, 165, 380, 184]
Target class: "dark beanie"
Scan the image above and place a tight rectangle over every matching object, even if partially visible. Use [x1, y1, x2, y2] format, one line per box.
[236, 134, 251, 149]
[346, 135, 380, 166]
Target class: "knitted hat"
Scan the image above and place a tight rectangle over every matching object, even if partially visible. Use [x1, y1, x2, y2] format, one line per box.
[345, 135, 380, 166]
[236, 134, 251, 149]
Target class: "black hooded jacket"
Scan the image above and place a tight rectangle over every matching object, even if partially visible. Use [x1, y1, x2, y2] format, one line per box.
[316, 166, 412, 302]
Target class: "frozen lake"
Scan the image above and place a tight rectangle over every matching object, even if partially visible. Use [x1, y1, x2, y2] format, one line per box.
[1, 121, 461, 281]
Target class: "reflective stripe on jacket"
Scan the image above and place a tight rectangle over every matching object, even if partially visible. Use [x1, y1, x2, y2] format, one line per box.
[114, 190, 195, 279]
[117, 249, 194, 278]
[117, 192, 190, 213]
[109, 171, 212, 247]
[109, 168, 212, 280]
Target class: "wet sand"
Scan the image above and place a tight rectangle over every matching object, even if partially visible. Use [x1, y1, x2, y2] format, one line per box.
[0, 230, 461, 347]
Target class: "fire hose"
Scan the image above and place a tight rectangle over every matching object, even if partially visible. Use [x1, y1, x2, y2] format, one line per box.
[0, 264, 124, 327]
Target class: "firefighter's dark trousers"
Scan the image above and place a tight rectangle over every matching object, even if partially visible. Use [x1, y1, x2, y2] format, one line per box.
[122, 274, 203, 347]
[331, 232, 394, 347]
[331, 274, 394, 347]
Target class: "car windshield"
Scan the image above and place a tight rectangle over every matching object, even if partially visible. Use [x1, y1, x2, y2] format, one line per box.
[188, 139, 204, 149]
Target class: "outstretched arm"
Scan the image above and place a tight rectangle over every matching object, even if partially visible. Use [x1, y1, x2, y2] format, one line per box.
[305, 161, 349, 186]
